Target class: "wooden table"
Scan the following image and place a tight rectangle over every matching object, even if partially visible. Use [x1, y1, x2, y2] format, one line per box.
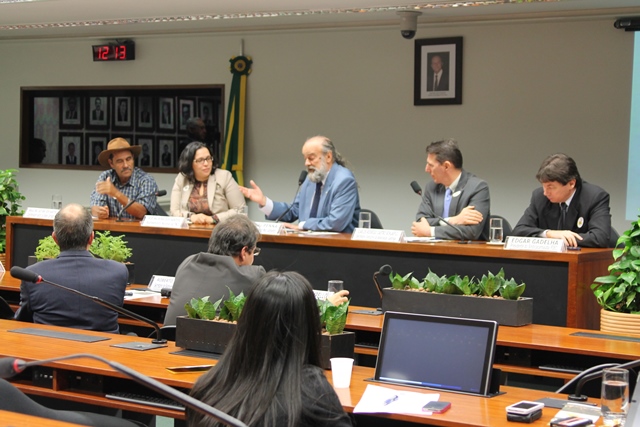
[0, 319, 597, 426]
[0, 410, 86, 426]
[5, 216, 613, 328]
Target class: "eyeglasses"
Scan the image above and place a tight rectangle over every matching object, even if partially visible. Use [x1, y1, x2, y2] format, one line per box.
[194, 156, 213, 164]
[252, 247, 261, 256]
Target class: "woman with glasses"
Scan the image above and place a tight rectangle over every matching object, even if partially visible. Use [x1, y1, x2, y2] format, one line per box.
[170, 142, 246, 224]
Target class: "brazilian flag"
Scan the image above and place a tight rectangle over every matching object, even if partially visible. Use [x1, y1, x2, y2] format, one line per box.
[221, 55, 253, 186]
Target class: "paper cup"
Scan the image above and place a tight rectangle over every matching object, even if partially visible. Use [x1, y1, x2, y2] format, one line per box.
[330, 357, 354, 388]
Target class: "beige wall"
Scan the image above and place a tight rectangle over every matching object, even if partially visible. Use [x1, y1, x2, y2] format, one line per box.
[0, 17, 633, 234]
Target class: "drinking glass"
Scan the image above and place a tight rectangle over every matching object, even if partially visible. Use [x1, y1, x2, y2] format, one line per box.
[328, 280, 344, 294]
[358, 211, 371, 229]
[51, 194, 62, 209]
[601, 367, 629, 426]
[489, 218, 503, 243]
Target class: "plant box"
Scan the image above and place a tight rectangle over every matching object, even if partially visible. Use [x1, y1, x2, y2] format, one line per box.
[176, 316, 355, 368]
[381, 288, 533, 326]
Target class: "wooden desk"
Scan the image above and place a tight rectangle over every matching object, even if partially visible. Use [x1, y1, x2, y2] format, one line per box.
[5, 216, 613, 329]
[0, 319, 596, 426]
[0, 410, 85, 426]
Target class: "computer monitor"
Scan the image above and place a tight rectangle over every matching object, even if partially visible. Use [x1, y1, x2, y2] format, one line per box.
[373, 311, 498, 396]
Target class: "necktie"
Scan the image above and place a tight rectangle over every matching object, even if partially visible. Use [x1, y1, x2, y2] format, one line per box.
[442, 188, 452, 218]
[558, 202, 568, 230]
[434, 75, 439, 89]
[309, 182, 322, 218]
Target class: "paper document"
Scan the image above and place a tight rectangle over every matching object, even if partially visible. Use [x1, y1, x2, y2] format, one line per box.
[354, 384, 440, 414]
[124, 289, 158, 300]
[405, 237, 445, 243]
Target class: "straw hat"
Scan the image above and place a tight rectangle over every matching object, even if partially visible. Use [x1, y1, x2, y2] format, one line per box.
[97, 138, 141, 168]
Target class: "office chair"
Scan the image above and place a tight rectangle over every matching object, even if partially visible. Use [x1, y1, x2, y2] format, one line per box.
[148, 325, 176, 342]
[610, 227, 621, 248]
[360, 208, 383, 229]
[490, 214, 513, 237]
[0, 297, 15, 320]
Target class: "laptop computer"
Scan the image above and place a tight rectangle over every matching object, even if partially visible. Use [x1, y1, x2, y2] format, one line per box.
[372, 311, 499, 397]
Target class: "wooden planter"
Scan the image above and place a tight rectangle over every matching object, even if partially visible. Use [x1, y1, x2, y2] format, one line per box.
[176, 316, 355, 369]
[600, 309, 640, 337]
[381, 288, 533, 326]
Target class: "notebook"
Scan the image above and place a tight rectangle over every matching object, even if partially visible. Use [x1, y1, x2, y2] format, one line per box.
[372, 311, 498, 396]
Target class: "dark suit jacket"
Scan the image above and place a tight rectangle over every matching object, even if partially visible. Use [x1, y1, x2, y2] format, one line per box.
[65, 155, 76, 165]
[19, 250, 128, 333]
[416, 169, 491, 240]
[427, 71, 449, 91]
[268, 163, 360, 233]
[512, 181, 612, 248]
[92, 110, 104, 121]
[163, 253, 266, 326]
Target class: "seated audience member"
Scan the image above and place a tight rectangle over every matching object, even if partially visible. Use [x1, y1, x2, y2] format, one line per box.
[170, 141, 245, 225]
[240, 135, 360, 233]
[512, 153, 612, 248]
[187, 271, 353, 427]
[90, 138, 159, 220]
[411, 139, 490, 240]
[164, 215, 265, 325]
[19, 204, 128, 333]
[0, 379, 140, 427]
[164, 215, 349, 326]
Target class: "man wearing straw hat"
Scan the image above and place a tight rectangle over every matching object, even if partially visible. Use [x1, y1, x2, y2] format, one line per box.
[90, 137, 159, 220]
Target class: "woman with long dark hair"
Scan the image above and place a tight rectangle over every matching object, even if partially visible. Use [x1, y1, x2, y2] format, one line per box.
[187, 271, 352, 427]
[170, 142, 245, 225]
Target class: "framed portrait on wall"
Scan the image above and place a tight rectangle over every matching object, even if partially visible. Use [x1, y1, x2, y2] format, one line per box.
[59, 133, 83, 165]
[87, 96, 109, 129]
[158, 97, 175, 132]
[178, 98, 195, 132]
[136, 136, 154, 168]
[113, 96, 133, 129]
[414, 37, 463, 106]
[199, 99, 215, 126]
[158, 137, 176, 169]
[86, 134, 109, 166]
[60, 96, 83, 128]
[136, 96, 154, 131]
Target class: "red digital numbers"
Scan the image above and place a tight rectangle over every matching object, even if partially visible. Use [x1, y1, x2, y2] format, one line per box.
[99, 46, 110, 60]
[93, 42, 134, 61]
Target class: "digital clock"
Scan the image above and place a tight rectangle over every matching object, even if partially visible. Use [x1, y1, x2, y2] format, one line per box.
[92, 41, 135, 62]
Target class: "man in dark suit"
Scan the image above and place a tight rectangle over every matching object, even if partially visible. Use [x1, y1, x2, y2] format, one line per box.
[240, 136, 361, 233]
[91, 97, 104, 121]
[65, 97, 78, 120]
[18, 204, 128, 333]
[512, 153, 612, 248]
[65, 142, 77, 165]
[426, 54, 449, 92]
[412, 139, 490, 240]
[164, 215, 266, 325]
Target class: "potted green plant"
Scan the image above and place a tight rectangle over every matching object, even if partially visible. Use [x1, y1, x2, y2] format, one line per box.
[591, 215, 640, 335]
[33, 235, 60, 262]
[89, 231, 134, 283]
[0, 169, 25, 262]
[176, 290, 354, 368]
[378, 267, 533, 326]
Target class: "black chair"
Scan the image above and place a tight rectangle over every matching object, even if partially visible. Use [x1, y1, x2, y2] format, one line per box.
[0, 297, 15, 320]
[148, 325, 176, 342]
[14, 303, 34, 323]
[360, 208, 383, 229]
[610, 227, 622, 248]
[490, 214, 513, 237]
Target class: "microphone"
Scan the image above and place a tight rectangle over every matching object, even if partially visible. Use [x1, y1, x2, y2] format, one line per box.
[437, 215, 467, 242]
[373, 264, 392, 302]
[410, 181, 422, 196]
[117, 189, 167, 222]
[0, 354, 248, 427]
[274, 170, 308, 223]
[566, 358, 640, 402]
[10, 266, 167, 346]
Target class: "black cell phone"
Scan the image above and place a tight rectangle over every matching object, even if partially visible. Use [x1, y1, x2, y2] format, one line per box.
[422, 401, 451, 413]
[567, 247, 582, 251]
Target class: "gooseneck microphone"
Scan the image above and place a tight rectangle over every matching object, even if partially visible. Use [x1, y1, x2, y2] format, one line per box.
[10, 266, 167, 345]
[274, 170, 308, 223]
[410, 181, 422, 196]
[566, 358, 640, 402]
[0, 354, 248, 427]
[117, 189, 167, 221]
[436, 215, 467, 242]
[373, 264, 393, 301]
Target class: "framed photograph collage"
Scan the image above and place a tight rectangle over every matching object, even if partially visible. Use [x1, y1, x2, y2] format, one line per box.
[21, 85, 224, 172]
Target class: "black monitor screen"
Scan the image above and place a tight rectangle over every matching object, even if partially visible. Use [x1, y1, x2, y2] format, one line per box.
[374, 311, 498, 396]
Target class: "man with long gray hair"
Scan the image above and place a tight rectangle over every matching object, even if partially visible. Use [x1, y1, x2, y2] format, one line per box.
[240, 135, 360, 233]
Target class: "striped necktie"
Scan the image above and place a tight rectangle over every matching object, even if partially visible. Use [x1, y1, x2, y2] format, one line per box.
[309, 182, 322, 218]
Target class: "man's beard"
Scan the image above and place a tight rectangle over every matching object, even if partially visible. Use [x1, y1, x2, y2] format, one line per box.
[308, 157, 328, 183]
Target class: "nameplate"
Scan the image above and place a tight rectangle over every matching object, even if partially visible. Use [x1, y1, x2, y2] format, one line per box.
[23, 207, 58, 219]
[254, 221, 285, 235]
[140, 215, 188, 229]
[504, 236, 566, 253]
[148, 275, 175, 292]
[313, 290, 332, 301]
[351, 228, 405, 243]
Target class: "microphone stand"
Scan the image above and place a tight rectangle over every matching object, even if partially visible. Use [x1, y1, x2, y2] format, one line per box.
[2, 354, 248, 427]
[274, 171, 307, 223]
[567, 358, 640, 402]
[10, 266, 166, 349]
[117, 190, 165, 222]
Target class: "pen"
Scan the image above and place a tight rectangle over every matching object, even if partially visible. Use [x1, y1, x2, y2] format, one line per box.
[383, 395, 399, 406]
